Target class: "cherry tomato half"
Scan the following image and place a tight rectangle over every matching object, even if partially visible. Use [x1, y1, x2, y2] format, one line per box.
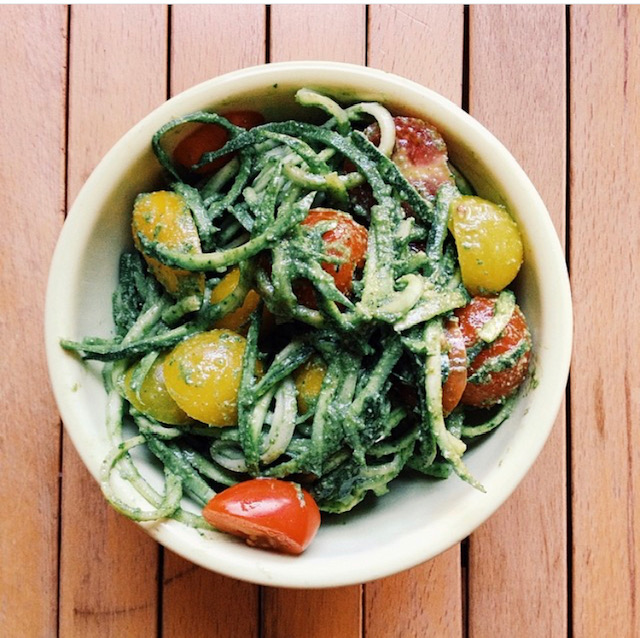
[350, 116, 455, 215]
[448, 195, 524, 295]
[441, 318, 468, 416]
[132, 190, 204, 298]
[366, 116, 454, 200]
[296, 208, 368, 307]
[163, 329, 256, 426]
[293, 355, 327, 414]
[210, 267, 261, 333]
[203, 478, 321, 555]
[173, 110, 264, 175]
[455, 296, 531, 407]
[123, 352, 192, 426]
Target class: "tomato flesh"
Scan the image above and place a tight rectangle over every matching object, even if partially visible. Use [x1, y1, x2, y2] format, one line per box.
[441, 318, 468, 416]
[455, 296, 531, 407]
[296, 207, 368, 307]
[173, 110, 264, 174]
[203, 478, 321, 555]
[366, 116, 454, 199]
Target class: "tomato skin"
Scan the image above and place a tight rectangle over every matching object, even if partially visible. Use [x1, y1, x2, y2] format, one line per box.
[173, 110, 264, 174]
[448, 195, 524, 295]
[132, 191, 205, 298]
[163, 329, 255, 426]
[455, 296, 531, 407]
[441, 318, 468, 416]
[296, 208, 368, 307]
[210, 268, 261, 333]
[293, 355, 327, 413]
[366, 116, 454, 200]
[350, 116, 454, 215]
[123, 353, 192, 426]
[224, 111, 265, 130]
[203, 478, 321, 555]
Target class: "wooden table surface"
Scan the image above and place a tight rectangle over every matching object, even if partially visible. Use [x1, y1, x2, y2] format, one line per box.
[1, 4, 638, 636]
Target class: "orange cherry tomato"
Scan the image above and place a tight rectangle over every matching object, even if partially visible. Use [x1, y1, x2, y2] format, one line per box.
[210, 267, 261, 333]
[296, 208, 368, 307]
[441, 318, 467, 416]
[455, 296, 531, 407]
[293, 355, 327, 414]
[173, 110, 264, 174]
[203, 478, 321, 555]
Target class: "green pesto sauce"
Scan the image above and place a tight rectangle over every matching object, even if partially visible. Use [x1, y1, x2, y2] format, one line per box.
[468, 338, 531, 385]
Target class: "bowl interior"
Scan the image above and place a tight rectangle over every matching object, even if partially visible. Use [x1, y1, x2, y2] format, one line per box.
[45, 61, 572, 588]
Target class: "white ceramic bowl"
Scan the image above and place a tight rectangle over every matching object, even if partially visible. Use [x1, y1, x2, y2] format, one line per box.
[45, 61, 572, 588]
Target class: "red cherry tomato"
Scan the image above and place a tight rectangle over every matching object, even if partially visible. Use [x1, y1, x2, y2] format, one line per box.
[455, 296, 531, 407]
[441, 318, 468, 416]
[296, 208, 368, 307]
[365, 116, 454, 200]
[202, 478, 321, 555]
[173, 110, 264, 175]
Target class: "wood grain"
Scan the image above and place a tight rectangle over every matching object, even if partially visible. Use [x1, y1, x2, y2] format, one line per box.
[263, 586, 363, 638]
[160, 6, 266, 637]
[170, 4, 266, 93]
[365, 546, 463, 637]
[162, 551, 259, 638]
[569, 6, 640, 636]
[269, 4, 366, 64]
[0, 5, 67, 636]
[59, 6, 168, 636]
[466, 6, 569, 637]
[365, 6, 465, 636]
[368, 4, 464, 104]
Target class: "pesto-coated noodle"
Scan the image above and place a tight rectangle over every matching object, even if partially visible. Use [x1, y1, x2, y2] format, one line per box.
[62, 88, 532, 529]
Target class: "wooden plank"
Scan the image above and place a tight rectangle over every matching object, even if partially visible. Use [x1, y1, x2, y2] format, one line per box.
[365, 546, 462, 637]
[59, 6, 168, 636]
[569, 6, 640, 635]
[368, 4, 464, 104]
[269, 4, 366, 63]
[0, 5, 67, 636]
[365, 6, 465, 637]
[262, 6, 366, 636]
[160, 6, 266, 637]
[263, 587, 363, 638]
[466, 6, 568, 636]
[162, 550, 259, 638]
[170, 4, 266, 92]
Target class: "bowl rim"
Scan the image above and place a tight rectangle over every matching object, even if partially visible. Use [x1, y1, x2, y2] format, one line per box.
[45, 60, 573, 588]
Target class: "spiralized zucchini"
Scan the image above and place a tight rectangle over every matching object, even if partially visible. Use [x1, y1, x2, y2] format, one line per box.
[62, 88, 526, 522]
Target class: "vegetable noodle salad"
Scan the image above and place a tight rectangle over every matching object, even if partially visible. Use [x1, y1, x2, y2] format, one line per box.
[62, 88, 532, 554]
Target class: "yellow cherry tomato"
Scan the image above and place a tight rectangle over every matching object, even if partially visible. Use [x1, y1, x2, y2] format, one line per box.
[211, 268, 261, 332]
[132, 190, 204, 298]
[293, 356, 327, 413]
[123, 353, 192, 426]
[448, 195, 523, 295]
[163, 329, 255, 426]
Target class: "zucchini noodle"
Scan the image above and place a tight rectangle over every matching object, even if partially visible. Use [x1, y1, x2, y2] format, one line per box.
[62, 88, 528, 524]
